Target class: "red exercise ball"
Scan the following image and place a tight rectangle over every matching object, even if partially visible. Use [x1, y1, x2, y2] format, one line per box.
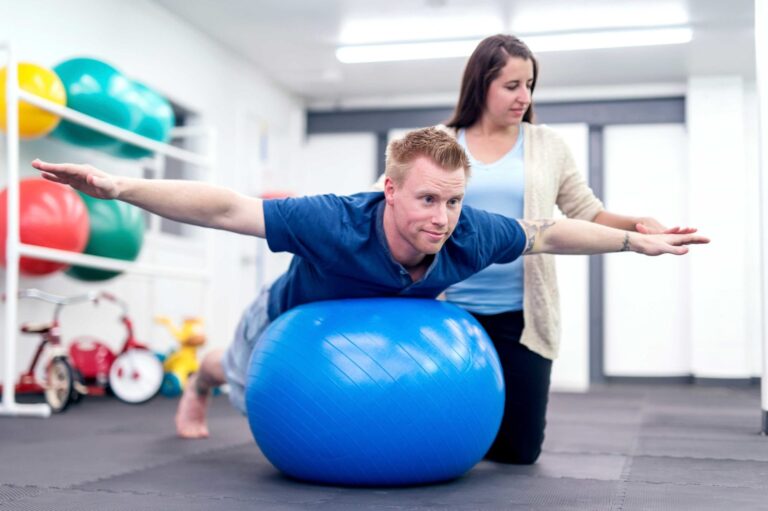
[0, 178, 90, 276]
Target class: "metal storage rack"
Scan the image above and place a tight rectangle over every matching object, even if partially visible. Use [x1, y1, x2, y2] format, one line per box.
[0, 42, 216, 417]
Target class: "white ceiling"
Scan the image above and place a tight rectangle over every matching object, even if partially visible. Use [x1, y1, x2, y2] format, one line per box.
[152, 0, 755, 106]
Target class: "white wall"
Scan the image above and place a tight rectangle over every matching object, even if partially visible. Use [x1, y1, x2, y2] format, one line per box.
[603, 124, 690, 376]
[743, 81, 763, 378]
[298, 133, 378, 196]
[687, 76, 759, 378]
[598, 79, 760, 380]
[0, 0, 305, 377]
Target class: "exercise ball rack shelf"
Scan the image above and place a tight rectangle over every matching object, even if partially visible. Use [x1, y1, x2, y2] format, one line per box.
[0, 42, 216, 418]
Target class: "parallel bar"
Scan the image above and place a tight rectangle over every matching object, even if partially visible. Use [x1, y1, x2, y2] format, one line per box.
[19, 244, 209, 281]
[18, 90, 211, 168]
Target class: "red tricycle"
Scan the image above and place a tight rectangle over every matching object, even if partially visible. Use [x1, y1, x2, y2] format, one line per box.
[3, 288, 164, 413]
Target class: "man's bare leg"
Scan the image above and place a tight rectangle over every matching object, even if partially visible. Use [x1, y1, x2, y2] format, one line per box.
[176, 348, 226, 439]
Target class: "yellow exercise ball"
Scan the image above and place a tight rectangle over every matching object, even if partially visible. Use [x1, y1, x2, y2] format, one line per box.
[0, 62, 66, 139]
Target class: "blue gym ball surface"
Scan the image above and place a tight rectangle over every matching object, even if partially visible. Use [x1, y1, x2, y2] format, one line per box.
[245, 298, 505, 486]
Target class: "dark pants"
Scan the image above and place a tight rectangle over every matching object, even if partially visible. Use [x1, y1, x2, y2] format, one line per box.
[470, 310, 553, 465]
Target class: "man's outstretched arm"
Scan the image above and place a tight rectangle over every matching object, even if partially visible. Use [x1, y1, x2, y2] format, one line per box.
[519, 218, 709, 257]
[32, 160, 266, 238]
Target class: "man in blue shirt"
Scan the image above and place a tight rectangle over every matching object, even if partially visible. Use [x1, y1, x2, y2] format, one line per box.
[33, 127, 708, 439]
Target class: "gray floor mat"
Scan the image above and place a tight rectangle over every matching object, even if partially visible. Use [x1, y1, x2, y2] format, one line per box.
[621, 481, 768, 511]
[1, 383, 765, 510]
[627, 455, 768, 488]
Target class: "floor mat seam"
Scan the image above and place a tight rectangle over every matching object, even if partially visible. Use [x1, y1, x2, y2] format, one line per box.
[7, 485, 338, 506]
[544, 449, 768, 463]
[65, 441, 255, 490]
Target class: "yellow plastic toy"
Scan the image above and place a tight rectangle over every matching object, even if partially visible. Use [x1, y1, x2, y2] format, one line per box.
[0, 62, 66, 139]
[155, 315, 206, 396]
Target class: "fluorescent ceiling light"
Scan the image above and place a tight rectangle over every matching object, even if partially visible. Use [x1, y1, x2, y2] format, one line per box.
[336, 27, 692, 64]
[337, 39, 482, 64]
[340, 15, 503, 45]
[511, 4, 689, 33]
[527, 27, 693, 53]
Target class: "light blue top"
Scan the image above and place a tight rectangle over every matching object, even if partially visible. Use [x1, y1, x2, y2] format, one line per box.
[444, 128, 526, 314]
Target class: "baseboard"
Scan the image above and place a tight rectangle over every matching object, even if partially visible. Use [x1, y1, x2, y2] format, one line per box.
[602, 375, 760, 387]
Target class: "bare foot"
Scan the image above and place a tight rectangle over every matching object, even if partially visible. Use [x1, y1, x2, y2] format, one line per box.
[175, 373, 210, 439]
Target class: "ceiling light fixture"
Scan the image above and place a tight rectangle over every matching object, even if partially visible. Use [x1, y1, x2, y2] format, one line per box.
[510, 5, 689, 33]
[337, 39, 482, 64]
[339, 15, 503, 45]
[336, 26, 693, 64]
[526, 26, 693, 53]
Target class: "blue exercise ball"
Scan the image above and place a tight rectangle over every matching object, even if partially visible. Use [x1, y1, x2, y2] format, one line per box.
[245, 298, 505, 487]
[51, 57, 141, 148]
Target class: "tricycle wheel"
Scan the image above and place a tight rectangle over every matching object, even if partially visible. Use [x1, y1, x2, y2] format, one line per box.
[45, 357, 74, 413]
[109, 349, 164, 404]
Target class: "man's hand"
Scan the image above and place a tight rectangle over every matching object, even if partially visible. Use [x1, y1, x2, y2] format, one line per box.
[520, 218, 709, 256]
[32, 159, 119, 199]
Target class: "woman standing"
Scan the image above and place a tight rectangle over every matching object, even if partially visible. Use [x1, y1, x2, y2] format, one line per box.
[443, 34, 693, 464]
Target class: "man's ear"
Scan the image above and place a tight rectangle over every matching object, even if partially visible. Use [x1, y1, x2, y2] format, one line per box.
[384, 176, 396, 205]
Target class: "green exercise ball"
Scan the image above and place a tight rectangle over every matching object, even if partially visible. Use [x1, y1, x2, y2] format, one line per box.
[51, 57, 141, 148]
[66, 193, 145, 281]
[110, 81, 175, 159]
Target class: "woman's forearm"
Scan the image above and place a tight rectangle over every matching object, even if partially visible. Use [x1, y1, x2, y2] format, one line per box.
[592, 210, 641, 231]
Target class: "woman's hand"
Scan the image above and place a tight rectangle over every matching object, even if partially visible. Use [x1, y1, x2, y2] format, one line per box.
[635, 217, 697, 235]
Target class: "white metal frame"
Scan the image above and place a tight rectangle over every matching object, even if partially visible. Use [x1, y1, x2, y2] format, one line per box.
[0, 42, 215, 417]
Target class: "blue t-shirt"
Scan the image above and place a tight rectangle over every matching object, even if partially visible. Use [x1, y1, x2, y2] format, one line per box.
[444, 128, 526, 314]
[262, 192, 526, 320]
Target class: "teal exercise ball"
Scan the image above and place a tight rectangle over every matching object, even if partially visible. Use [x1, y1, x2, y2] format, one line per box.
[51, 57, 141, 148]
[110, 81, 175, 159]
[66, 193, 145, 281]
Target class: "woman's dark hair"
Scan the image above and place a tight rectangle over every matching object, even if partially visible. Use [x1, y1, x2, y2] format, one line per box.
[446, 34, 538, 128]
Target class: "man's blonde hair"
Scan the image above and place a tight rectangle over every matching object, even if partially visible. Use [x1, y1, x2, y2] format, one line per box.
[385, 127, 471, 185]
